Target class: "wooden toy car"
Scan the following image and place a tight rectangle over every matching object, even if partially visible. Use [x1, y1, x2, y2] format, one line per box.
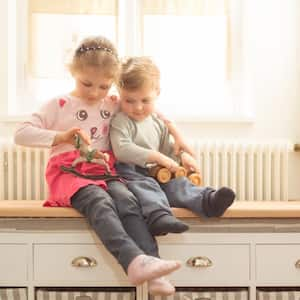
[149, 165, 202, 186]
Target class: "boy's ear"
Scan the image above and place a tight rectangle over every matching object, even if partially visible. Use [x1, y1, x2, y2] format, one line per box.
[156, 88, 161, 96]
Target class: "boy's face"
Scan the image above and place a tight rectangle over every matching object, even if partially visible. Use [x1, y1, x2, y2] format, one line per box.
[119, 85, 158, 122]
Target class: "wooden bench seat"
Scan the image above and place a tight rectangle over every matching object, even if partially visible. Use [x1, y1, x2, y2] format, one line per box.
[0, 200, 300, 218]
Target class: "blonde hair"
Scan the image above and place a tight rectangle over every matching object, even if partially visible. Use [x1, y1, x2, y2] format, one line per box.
[118, 56, 160, 91]
[69, 36, 119, 80]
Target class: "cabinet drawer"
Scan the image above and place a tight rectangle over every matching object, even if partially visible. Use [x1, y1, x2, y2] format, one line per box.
[36, 288, 135, 300]
[256, 244, 300, 282]
[150, 288, 248, 300]
[0, 244, 28, 282]
[34, 244, 128, 284]
[0, 288, 27, 300]
[159, 244, 250, 285]
[257, 288, 300, 300]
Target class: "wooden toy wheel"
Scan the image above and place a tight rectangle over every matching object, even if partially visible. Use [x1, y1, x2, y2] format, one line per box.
[188, 173, 202, 186]
[156, 167, 172, 183]
[149, 166, 172, 183]
[175, 166, 187, 178]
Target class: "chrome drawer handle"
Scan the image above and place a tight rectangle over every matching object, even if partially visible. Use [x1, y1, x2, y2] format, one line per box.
[186, 256, 213, 268]
[71, 256, 97, 267]
[295, 259, 300, 268]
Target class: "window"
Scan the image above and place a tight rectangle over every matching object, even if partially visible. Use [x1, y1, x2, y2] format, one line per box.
[4, 0, 248, 120]
[142, 1, 229, 118]
[12, 0, 117, 115]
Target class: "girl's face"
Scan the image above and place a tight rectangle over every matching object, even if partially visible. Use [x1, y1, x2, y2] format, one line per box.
[119, 85, 158, 122]
[72, 67, 113, 104]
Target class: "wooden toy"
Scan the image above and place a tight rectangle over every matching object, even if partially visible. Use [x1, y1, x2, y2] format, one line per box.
[149, 165, 202, 186]
[60, 134, 120, 181]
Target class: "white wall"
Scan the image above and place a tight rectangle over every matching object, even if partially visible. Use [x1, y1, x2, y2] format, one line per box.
[0, 0, 8, 116]
[1, 0, 300, 198]
[174, 0, 300, 199]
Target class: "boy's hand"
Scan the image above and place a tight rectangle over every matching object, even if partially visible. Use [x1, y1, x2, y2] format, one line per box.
[53, 127, 91, 146]
[157, 153, 180, 173]
[173, 137, 195, 158]
[180, 151, 200, 173]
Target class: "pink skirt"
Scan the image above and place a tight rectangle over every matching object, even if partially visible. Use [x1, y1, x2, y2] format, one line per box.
[44, 150, 118, 207]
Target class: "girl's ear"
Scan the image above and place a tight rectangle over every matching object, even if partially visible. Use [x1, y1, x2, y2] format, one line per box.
[156, 88, 161, 96]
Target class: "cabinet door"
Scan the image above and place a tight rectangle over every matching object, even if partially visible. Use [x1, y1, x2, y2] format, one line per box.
[159, 243, 250, 285]
[0, 244, 28, 282]
[34, 244, 129, 284]
[256, 244, 300, 283]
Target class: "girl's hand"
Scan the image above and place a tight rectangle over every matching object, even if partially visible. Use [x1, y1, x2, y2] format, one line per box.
[180, 151, 200, 173]
[94, 150, 110, 162]
[53, 127, 91, 146]
[173, 137, 195, 158]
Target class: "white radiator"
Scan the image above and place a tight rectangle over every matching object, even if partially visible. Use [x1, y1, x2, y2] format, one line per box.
[0, 143, 49, 201]
[0, 140, 292, 201]
[191, 140, 291, 201]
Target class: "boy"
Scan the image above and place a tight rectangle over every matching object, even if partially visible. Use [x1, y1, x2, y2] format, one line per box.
[110, 57, 235, 236]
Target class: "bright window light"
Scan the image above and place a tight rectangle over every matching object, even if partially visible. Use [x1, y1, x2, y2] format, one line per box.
[19, 13, 116, 114]
[143, 15, 231, 118]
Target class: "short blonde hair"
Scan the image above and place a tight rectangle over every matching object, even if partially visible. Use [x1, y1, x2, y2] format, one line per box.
[118, 57, 160, 91]
[69, 36, 119, 80]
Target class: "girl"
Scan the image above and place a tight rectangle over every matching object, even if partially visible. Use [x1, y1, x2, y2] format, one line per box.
[14, 36, 181, 295]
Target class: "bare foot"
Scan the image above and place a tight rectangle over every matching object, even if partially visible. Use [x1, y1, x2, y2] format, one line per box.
[148, 277, 175, 296]
[127, 255, 181, 285]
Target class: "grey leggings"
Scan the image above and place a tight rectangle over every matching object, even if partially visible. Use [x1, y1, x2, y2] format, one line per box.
[71, 181, 159, 271]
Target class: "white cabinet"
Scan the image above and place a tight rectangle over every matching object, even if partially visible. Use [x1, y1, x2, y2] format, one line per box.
[1, 218, 300, 300]
[256, 244, 300, 284]
[34, 244, 128, 284]
[159, 243, 250, 285]
[0, 244, 28, 282]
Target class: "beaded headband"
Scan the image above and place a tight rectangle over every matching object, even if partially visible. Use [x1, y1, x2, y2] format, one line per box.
[76, 45, 113, 56]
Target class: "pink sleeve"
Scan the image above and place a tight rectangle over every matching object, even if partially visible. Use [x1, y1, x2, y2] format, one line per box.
[14, 99, 60, 148]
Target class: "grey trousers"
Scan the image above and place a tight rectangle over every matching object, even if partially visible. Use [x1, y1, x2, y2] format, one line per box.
[71, 181, 159, 271]
[115, 163, 214, 226]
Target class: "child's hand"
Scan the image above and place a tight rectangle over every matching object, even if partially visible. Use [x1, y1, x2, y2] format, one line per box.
[94, 150, 110, 162]
[173, 138, 195, 158]
[180, 151, 200, 173]
[53, 127, 91, 146]
[157, 153, 180, 173]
